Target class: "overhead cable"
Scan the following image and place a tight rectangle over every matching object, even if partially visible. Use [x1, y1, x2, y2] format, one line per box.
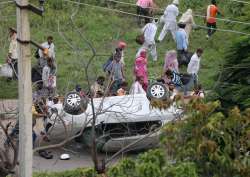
[63, 0, 250, 36]
[0, 1, 14, 5]
[230, 0, 250, 4]
[107, 0, 250, 26]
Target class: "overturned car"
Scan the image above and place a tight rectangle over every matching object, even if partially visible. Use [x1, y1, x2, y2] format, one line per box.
[48, 83, 182, 152]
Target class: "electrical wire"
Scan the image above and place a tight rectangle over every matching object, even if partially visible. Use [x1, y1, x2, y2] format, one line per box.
[0, 1, 14, 5]
[230, 0, 250, 4]
[107, 0, 250, 26]
[63, 0, 250, 36]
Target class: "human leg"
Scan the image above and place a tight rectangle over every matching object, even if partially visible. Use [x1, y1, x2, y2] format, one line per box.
[158, 24, 168, 42]
[148, 42, 157, 61]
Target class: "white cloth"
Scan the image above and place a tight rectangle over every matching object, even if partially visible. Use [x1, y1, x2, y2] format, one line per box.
[9, 35, 18, 59]
[187, 53, 200, 75]
[137, 22, 157, 61]
[163, 4, 179, 24]
[130, 81, 146, 94]
[42, 65, 50, 87]
[142, 22, 157, 43]
[39, 42, 55, 58]
[158, 4, 179, 41]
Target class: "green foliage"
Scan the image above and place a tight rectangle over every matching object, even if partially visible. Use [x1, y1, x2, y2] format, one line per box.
[33, 168, 96, 177]
[161, 101, 250, 177]
[215, 37, 250, 110]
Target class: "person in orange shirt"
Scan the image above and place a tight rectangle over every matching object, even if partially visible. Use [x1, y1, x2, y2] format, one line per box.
[205, 0, 223, 38]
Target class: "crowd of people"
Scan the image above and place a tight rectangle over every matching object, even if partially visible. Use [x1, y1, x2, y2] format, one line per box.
[3, 0, 222, 159]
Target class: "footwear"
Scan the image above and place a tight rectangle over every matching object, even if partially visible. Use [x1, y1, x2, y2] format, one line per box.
[39, 150, 53, 159]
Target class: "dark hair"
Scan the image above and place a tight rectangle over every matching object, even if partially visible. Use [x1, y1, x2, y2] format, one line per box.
[136, 76, 144, 81]
[52, 97, 59, 104]
[196, 48, 203, 53]
[97, 76, 105, 82]
[121, 81, 128, 87]
[47, 36, 53, 40]
[211, 0, 216, 5]
[165, 69, 173, 76]
[178, 23, 186, 28]
[156, 78, 165, 84]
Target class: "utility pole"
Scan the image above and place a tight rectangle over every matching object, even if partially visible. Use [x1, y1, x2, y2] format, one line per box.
[16, 0, 33, 176]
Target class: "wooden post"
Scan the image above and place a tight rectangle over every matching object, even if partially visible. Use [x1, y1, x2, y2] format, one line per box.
[16, 0, 33, 176]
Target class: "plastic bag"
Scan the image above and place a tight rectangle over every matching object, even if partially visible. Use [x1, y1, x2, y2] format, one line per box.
[0, 64, 13, 78]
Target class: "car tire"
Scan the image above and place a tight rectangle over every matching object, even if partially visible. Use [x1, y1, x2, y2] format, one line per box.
[147, 82, 169, 100]
[63, 91, 88, 115]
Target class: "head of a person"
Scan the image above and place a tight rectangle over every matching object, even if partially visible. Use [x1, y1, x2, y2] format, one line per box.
[156, 78, 165, 84]
[194, 84, 203, 93]
[97, 76, 105, 85]
[136, 76, 144, 85]
[9, 28, 17, 38]
[165, 50, 177, 61]
[120, 81, 128, 90]
[114, 51, 122, 62]
[211, 0, 217, 5]
[168, 82, 175, 91]
[165, 69, 173, 79]
[118, 41, 127, 50]
[172, 0, 179, 6]
[186, 9, 193, 16]
[52, 97, 59, 104]
[196, 48, 204, 57]
[75, 84, 82, 92]
[140, 49, 147, 58]
[178, 22, 186, 29]
[47, 36, 53, 45]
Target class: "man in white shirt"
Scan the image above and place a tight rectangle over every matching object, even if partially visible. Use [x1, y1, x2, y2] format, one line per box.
[157, 0, 179, 42]
[136, 18, 158, 61]
[184, 48, 203, 95]
[7, 28, 18, 78]
[38, 36, 55, 68]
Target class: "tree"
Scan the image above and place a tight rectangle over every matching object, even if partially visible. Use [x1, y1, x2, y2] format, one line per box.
[215, 36, 250, 110]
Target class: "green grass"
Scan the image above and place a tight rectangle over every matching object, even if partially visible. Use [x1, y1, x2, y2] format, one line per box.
[0, 0, 247, 98]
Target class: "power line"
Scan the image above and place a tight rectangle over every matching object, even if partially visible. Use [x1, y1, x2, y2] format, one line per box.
[63, 0, 250, 36]
[230, 0, 250, 4]
[107, 0, 250, 26]
[0, 1, 14, 5]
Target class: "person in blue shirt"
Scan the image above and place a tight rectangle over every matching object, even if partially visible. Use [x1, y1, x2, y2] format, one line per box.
[175, 23, 190, 66]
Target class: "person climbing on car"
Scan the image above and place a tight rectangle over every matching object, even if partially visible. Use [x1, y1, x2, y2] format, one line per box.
[42, 57, 56, 96]
[134, 50, 148, 91]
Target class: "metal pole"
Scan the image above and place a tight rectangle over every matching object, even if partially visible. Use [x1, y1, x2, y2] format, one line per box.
[16, 0, 33, 176]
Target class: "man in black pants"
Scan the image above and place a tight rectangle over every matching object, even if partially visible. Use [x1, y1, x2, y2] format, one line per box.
[136, 0, 154, 26]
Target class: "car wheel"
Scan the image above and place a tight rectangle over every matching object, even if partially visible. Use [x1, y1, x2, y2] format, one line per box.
[63, 91, 88, 115]
[147, 82, 169, 100]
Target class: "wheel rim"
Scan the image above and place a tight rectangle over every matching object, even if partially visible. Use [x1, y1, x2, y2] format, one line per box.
[150, 84, 165, 98]
[66, 93, 81, 107]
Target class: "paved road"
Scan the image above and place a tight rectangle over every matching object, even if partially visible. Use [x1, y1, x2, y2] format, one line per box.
[0, 100, 134, 173]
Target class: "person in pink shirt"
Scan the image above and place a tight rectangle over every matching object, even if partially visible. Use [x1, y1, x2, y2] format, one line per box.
[134, 50, 148, 90]
[136, 0, 154, 25]
[163, 50, 179, 73]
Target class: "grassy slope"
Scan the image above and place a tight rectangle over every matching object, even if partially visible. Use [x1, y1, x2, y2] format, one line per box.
[0, 0, 247, 98]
